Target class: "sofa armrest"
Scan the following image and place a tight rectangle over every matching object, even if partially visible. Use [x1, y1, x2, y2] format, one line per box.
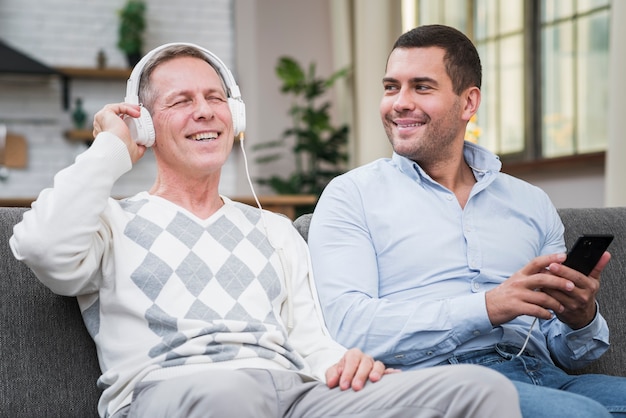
[0, 207, 101, 417]
[558, 207, 626, 377]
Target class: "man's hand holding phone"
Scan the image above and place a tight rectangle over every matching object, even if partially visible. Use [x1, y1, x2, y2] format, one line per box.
[486, 235, 613, 329]
[486, 253, 574, 326]
[543, 235, 613, 329]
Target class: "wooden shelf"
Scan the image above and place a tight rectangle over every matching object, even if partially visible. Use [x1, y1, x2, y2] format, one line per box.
[502, 152, 605, 176]
[64, 129, 93, 142]
[0, 198, 33, 207]
[56, 67, 132, 109]
[56, 67, 132, 80]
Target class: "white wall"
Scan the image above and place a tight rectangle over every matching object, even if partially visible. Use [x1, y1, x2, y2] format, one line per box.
[0, 0, 236, 199]
[234, 0, 337, 195]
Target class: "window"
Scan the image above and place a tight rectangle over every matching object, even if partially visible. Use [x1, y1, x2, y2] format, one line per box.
[405, 0, 611, 162]
[541, 0, 611, 158]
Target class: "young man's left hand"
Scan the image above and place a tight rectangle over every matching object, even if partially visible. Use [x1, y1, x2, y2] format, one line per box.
[543, 251, 611, 329]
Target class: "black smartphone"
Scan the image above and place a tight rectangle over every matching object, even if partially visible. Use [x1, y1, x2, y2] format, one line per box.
[562, 234, 614, 275]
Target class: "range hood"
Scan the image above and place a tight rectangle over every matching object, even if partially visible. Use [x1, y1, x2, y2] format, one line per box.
[0, 40, 76, 108]
[0, 40, 59, 76]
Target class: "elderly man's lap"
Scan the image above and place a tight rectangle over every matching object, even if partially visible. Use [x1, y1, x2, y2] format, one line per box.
[116, 365, 519, 418]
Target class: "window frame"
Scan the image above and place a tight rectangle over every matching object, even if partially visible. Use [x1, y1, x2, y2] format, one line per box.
[410, 0, 611, 168]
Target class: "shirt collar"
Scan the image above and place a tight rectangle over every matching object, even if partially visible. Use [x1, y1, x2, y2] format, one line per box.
[391, 141, 502, 183]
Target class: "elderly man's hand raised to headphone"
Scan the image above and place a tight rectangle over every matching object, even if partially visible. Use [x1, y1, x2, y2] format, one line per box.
[92, 102, 147, 163]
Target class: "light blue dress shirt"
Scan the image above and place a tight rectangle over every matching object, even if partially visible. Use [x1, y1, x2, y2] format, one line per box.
[309, 141, 609, 370]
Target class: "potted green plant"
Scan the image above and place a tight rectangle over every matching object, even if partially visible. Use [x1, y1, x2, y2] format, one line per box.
[117, 0, 146, 67]
[253, 57, 350, 212]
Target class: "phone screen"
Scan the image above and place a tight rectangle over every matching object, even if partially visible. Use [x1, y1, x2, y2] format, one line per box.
[562, 234, 614, 275]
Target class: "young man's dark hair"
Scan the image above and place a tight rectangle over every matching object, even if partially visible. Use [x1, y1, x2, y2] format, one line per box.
[392, 24, 482, 94]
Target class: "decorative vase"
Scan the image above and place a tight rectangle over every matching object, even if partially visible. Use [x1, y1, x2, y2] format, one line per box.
[126, 52, 142, 68]
[72, 98, 87, 129]
[97, 49, 107, 69]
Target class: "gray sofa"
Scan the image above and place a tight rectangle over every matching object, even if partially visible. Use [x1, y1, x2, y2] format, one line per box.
[1, 206, 625, 417]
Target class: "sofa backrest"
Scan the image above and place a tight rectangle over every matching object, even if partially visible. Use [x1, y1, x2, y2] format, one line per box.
[0, 207, 101, 417]
[1, 206, 623, 417]
[294, 208, 626, 377]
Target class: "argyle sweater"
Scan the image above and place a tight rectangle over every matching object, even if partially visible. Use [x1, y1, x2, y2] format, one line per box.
[10, 133, 346, 418]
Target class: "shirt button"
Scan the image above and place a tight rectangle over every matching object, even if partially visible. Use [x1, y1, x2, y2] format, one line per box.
[473, 330, 480, 336]
[472, 282, 480, 291]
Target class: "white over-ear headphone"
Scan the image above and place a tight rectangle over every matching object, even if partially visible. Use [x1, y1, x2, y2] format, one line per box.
[124, 42, 246, 147]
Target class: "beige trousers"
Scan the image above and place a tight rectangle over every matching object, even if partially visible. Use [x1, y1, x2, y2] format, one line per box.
[115, 364, 521, 418]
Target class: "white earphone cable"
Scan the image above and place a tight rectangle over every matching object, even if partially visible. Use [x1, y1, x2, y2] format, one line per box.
[515, 317, 538, 357]
[239, 133, 263, 212]
[238, 133, 293, 329]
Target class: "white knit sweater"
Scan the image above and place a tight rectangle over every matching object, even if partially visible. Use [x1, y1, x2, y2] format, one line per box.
[10, 133, 346, 418]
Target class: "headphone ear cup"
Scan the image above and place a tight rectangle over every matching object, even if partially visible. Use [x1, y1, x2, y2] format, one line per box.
[229, 98, 246, 136]
[124, 106, 156, 147]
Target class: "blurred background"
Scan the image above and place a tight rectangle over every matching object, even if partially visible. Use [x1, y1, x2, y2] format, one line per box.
[0, 0, 623, 213]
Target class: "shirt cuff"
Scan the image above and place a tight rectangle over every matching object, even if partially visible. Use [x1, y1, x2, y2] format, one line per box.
[449, 292, 494, 342]
[561, 302, 609, 355]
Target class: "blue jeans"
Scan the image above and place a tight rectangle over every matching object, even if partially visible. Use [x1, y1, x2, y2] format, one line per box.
[441, 344, 626, 418]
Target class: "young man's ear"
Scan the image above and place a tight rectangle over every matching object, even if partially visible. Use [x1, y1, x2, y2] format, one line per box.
[461, 87, 481, 122]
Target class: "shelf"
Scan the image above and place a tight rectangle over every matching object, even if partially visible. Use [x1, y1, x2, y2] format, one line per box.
[64, 129, 93, 145]
[56, 67, 132, 110]
[0, 198, 33, 207]
[56, 67, 132, 80]
[502, 152, 605, 176]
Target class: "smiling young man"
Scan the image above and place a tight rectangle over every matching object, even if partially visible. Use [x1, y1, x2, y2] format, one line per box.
[309, 25, 626, 418]
[10, 43, 522, 418]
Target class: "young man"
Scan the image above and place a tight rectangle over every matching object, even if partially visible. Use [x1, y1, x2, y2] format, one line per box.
[10, 43, 520, 418]
[309, 25, 626, 418]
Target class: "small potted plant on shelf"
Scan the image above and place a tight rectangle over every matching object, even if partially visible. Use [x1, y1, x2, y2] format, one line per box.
[117, 0, 146, 68]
